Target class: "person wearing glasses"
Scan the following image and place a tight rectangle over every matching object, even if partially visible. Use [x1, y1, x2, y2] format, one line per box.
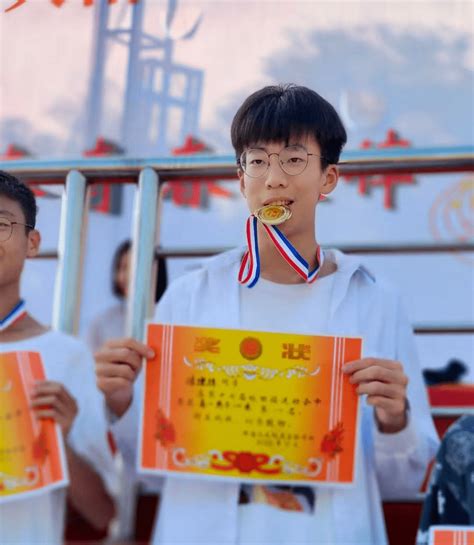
[0, 171, 116, 544]
[95, 84, 439, 544]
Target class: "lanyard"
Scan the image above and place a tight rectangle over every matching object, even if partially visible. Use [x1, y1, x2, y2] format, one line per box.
[0, 300, 27, 331]
[238, 216, 324, 287]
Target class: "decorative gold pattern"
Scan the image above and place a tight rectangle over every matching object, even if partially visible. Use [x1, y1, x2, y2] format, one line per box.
[171, 447, 323, 478]
[183, 357, 320, 381]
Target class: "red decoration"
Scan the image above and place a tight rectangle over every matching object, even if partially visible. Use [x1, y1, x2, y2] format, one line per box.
[1, 144, 61, 199]
[5, 0, 139, 12]
[155, 409, 176, 448]
[344, 129, 416, 209]
[320, 422, 344, 458]
[31, 424, 49, 464]
[1, 144, 32, 160]
[211, 451, 282, 475]
[83, 137, 124, 157]
[162, 135, 233, 208]
[84, 137, 124, 215]
[239, 337, 262, 361]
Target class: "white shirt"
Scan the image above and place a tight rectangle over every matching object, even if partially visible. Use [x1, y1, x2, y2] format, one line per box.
[112, 248, 439, 545]
[239, 272, 336, 543]
[86, 303, 126, 353]
[0, 330, 116, 545]
[240, 274, 335, 335]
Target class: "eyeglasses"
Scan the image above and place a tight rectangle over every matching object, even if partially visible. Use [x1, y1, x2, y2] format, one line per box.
[239, 146, 326, 178]
[0, 217, 34, 242]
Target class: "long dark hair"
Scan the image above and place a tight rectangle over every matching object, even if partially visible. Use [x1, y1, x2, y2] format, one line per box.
[112, 240, 168, 303]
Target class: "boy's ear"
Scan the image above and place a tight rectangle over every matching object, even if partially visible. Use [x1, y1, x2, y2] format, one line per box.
[26, 229, 41, 258]
[238, 168, 246, 197]
[320, 165, 339, 195]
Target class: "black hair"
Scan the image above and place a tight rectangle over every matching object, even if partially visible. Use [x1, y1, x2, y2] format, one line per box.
[231, 84, 347, 169]
[0, 170, 37, 229]
[112, 239, 168, 303]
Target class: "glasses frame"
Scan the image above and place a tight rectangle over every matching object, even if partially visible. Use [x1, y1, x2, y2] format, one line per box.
[239, 147, 327, 178]
[0, 217, 35, 243]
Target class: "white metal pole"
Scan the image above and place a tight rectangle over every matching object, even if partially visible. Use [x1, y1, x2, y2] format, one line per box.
[52, 170, 89, 334]
[127, 167, 159, 339]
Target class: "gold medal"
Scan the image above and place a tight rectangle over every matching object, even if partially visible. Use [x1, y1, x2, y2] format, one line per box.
[255, 204, 292, 226]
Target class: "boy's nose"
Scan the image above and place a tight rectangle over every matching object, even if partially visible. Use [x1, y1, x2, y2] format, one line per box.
[265, 157, 289, 189]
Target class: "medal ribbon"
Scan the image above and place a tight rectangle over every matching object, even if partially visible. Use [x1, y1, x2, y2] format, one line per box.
[238, 216, 324, 287]
[0, 300, 27, 331]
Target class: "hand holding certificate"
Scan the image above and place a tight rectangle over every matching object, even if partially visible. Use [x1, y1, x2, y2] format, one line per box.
[139, 324, 362, 487]
[0, 352, 68, 503]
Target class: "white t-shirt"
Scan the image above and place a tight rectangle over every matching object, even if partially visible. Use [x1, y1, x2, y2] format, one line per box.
[0, 330, 116, 545]
[240, 274, 335, 335]
[86, 303, 126, 353]
[239, 273, 335, 544]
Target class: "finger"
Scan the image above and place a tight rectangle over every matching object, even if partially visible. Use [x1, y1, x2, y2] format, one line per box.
[33, 409, 57, 421]
[96, 362, 137, 382]
[32, 382, 73, 405]
[96, 376, 134, 394]
[95, 347, 143, 372]
[33, 381, 63, 395]
[33, 409, 68, 432]
[349, 366, 408, 386]
[366, 396, 407, 414]
[31, 394, 70, 416]
[357, 381, 406, 400]
[343, 358, 403, 374]
[103, 337, 154, 359]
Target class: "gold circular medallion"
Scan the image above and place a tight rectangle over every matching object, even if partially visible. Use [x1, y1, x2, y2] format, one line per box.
[255, 204, 292, 226]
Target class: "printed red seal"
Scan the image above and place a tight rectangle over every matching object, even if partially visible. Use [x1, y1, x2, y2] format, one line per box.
[155, 409, 176, 448]
[321, 422, 344, 458]
[239, 337, 262, 360]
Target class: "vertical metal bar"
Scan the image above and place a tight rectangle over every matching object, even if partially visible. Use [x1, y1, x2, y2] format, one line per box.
[52, 171, 89, 334]
[127, 167, 159, 339]
[121, 0, 144, 153]
[84, 0, 110, 148]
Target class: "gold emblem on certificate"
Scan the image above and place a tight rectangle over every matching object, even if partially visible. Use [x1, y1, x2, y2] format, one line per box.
[255, 204, 292, 225]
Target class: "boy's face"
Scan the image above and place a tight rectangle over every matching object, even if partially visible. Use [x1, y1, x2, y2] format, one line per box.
[238, 133, 339, 238]
[0, 195, 40, 291]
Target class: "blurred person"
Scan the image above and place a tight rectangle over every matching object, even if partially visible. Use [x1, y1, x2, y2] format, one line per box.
[416, 415, 474, 544]
[0, 171, 115, 544]
[87, 239, 168, 352]
[95, 84, 439, 545]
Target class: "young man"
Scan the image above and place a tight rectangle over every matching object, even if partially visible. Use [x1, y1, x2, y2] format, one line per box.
[0, 171, 115, 544]
[96, 84, 439, 544]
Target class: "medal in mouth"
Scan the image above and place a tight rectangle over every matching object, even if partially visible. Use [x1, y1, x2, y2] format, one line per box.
[255, 204, 292, 226]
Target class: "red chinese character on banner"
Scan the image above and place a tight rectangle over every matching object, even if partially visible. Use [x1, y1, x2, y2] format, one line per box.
[1, 144, 58, 199]
[5, 0, 139, 13]
[344, 129, 416, 209]
[161, 135, 233, 209]
[83, 137, 125, 215]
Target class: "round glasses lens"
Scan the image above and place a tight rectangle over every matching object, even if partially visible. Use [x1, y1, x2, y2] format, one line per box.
[279, 146, 308, 175]
[0, 218, 12, 241]
[241, 150, 269, 178]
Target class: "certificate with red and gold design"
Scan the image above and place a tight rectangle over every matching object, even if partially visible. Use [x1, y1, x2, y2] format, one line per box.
[139, 324, 362, 486]
[0, 352, 68, 503]
[429, 526, 474, 545]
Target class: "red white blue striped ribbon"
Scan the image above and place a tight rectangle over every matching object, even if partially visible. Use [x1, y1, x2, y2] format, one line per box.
[0, 300, 27, 331]
[238, 216, 324, 287]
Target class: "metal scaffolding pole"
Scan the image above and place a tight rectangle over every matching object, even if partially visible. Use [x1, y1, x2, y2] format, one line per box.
[127, 167, 160, 339]
[52, 171, 89, 334]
